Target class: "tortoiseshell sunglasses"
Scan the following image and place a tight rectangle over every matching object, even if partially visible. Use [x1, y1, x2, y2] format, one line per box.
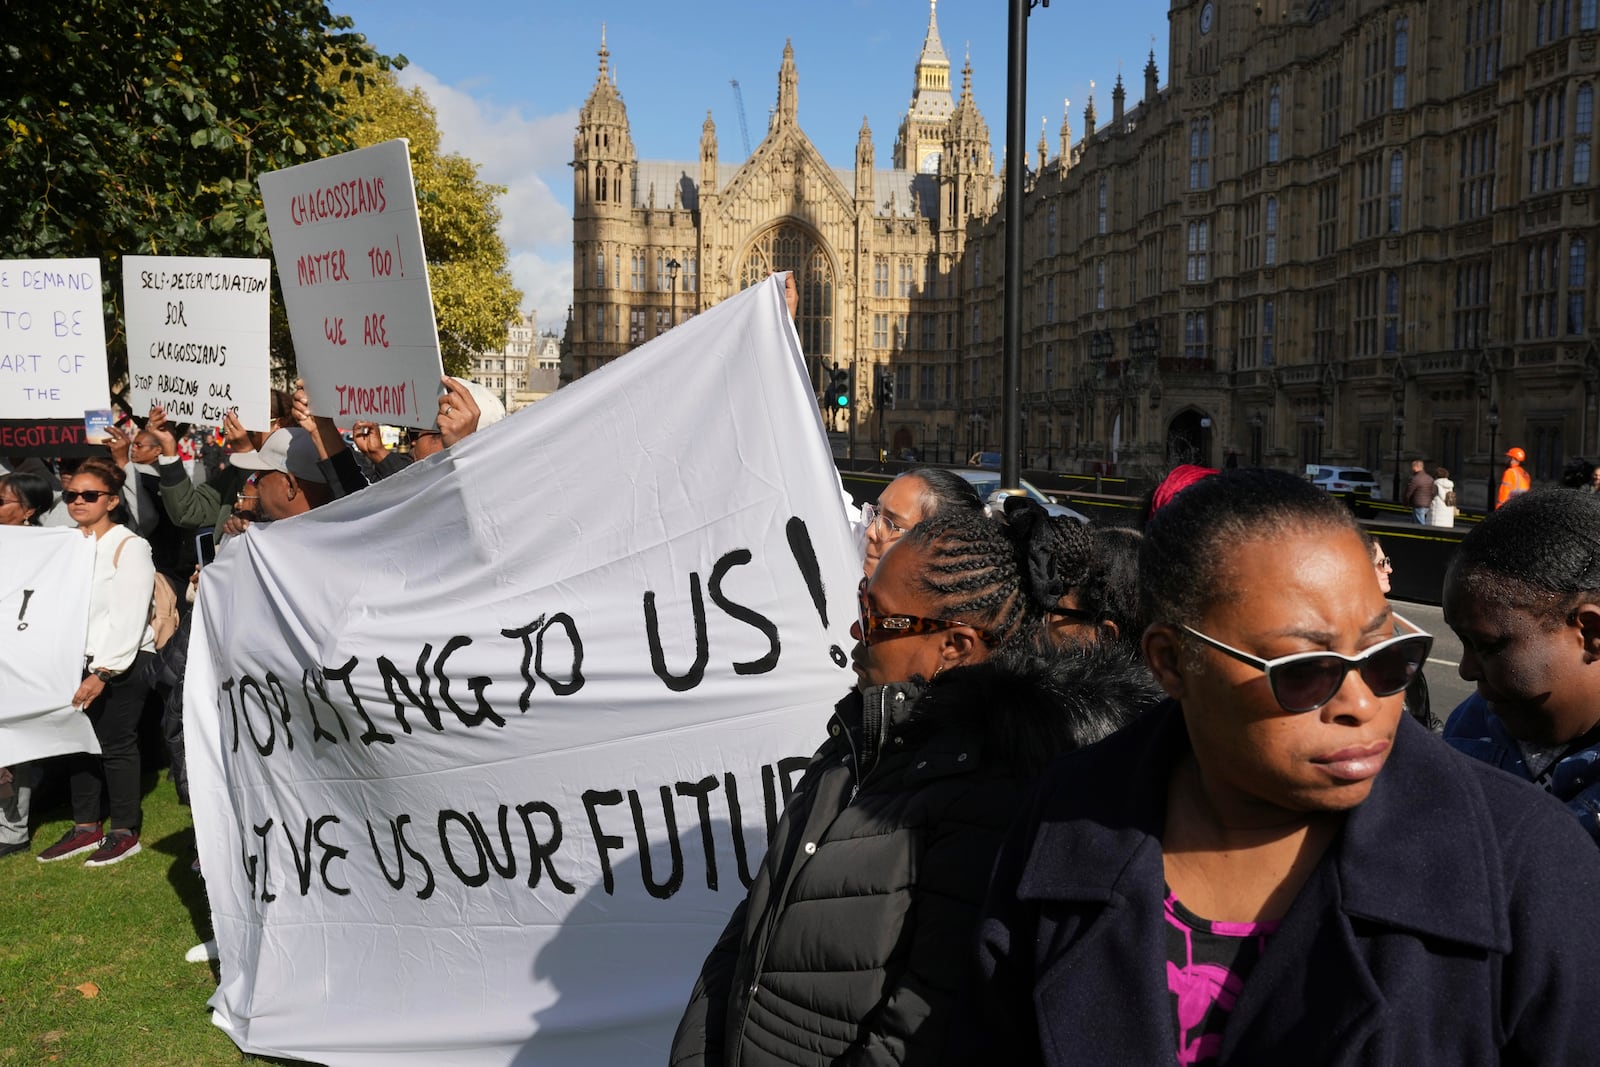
[856, 578, 996, 646]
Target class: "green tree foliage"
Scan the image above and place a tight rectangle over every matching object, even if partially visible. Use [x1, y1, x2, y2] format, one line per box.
[338, 67, 523, 375]
[0, 3, 401, 385]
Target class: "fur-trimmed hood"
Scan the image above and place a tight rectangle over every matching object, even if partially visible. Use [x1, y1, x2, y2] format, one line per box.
[896, 642, 1162, 781]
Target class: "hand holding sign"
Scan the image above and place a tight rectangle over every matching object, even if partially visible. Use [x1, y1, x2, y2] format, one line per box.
[349, 421, 388, 463]
[222, 409, 253, 454]
[104, 423, 133, 469]
[147, 406, 180, 457]
[436, 377, 480, 447]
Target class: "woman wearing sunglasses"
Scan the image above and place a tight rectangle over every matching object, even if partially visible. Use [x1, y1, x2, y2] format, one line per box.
[979, 468, 1600, 1064]
[1443, 487, 1600, 844]
[672, 510, 1154, 1066]
[34, 458, 157, 867]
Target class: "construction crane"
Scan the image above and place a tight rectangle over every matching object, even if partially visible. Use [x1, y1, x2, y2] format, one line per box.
[729, 79, 753, 156]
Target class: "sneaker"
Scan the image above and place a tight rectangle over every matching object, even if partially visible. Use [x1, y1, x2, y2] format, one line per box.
[83, 829, 141, 867]
[36, 824, 103, 863]
[184, 939, 219, 963]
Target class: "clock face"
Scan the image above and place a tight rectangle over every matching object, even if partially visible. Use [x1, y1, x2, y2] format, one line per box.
[919, 150, 943, 175]
[1200, 1, 1214, 34]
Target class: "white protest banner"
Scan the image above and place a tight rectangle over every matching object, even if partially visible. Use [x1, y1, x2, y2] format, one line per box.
[188, 275, 861, 1065]
[0, 259, 110, 455]
[258, 139, 443, 430]
[0, 527, 99, 764]
[122, 256, 272, 429]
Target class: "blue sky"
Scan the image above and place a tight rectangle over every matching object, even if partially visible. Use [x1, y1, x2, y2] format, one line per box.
[332, 0, 1173, 333]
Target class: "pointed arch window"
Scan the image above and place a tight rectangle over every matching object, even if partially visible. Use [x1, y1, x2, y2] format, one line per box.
[1097, 179, 1108, 234]
[739, 223, 834, 357]
[595, 164, 608, 203]
[596, 251, 607, 289]
[1047, 204, 1058, 255]
[1392, 18, 1409, 110]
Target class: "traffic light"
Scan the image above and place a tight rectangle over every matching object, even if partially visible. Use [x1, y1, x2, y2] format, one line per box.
[880, 373, 896, 410]
[830, 366, 851, 409]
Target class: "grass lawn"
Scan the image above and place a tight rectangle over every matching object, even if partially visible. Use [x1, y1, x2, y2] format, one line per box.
[0, 769, 307, 1066]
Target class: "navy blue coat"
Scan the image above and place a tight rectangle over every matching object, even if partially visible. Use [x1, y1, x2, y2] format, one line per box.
[978, 701, 1600, 1065]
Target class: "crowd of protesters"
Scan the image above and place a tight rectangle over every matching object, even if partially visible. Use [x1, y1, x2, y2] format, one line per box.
[8, 275, 1600, 1061]
[0, 374, 500, 870]
[672, 459, 1600, 1065]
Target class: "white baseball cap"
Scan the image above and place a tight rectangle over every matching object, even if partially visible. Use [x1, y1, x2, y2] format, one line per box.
[229, 427, 327, 483]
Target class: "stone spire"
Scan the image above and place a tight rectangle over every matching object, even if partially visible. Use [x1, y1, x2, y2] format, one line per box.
[1084, 83, 1097, 135]
[700, 109, 718, 194]
[776, 39, 798, 126]
[1112, 72, 1126, 125]
[1145, 48, 1160, 103]
[1059, 97, 1072, 163]
[1037, 116, 1048, 175]
[856, 116, 874, 201]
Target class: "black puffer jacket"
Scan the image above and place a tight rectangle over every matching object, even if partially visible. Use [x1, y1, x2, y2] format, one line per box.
[669, 644, 1160, 1066]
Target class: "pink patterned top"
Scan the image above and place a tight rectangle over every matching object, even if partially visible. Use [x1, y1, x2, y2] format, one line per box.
[1164, 890, 1281, 1065]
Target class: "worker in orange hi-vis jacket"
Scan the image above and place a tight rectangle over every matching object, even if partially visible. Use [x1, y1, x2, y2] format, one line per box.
[1497, 446, 1532, 508]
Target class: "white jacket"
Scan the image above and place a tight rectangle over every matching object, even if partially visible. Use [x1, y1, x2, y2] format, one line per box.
[85, 526, 157, 675]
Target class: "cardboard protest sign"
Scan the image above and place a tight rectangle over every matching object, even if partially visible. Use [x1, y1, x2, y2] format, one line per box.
[0, 527, 100, 764]
[258, 139, 443, 430]
[0, 259, 111, 456]
[187, 276, 860, 1065]
[122, 256, 272, 429]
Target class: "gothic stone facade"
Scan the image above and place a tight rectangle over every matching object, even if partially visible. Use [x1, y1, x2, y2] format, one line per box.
[571, 0, 1600, 503]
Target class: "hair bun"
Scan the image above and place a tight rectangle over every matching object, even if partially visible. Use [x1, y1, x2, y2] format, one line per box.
[1002, 496, 1066, 612]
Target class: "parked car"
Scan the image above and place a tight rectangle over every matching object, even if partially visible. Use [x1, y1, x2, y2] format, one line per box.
[967, 450, 1002, 470]
[950, 469, 1091, 524]
[1309, 465, 1383, 501]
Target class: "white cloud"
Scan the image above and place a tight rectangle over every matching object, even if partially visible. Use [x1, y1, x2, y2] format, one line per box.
[398, 65, 575, 333]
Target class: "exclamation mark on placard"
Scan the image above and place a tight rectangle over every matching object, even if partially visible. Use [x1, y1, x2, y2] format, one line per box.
[785, 517, 848, 668]
[16, 589, 33, 631]
[395, 238, 406, 279]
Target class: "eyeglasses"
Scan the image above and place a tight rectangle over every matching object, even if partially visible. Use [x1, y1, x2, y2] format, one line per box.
[61, 489, 110, 503]
[1178, 616, 1433, 713]
[1374, 556, 1393, 571]
[860, 503, 908, 538]
[856, 578, 996, 646]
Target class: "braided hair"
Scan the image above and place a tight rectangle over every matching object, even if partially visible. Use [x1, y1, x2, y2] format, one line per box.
[896, 508, 1044, 654]
[1449, 487, 1600, 623]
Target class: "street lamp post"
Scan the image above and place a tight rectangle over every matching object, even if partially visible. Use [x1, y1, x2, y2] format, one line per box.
[1391, 414, 1406, 502]
[1485, 402, 1501, 511]
[666, 258, 681, 331]
[1250, 412, 1264, 466]
[1314, 412, 1325, 465]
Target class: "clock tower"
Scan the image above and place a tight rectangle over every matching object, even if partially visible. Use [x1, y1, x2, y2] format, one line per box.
[893, 0, 955, 173]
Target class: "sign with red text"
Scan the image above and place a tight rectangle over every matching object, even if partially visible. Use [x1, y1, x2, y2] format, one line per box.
[258, 140, 443, 429]
[187, 278, 858, 1065]
[123, 256, 272, 429]
[0, 526, 100, 764]
[0, 258, 110, 421]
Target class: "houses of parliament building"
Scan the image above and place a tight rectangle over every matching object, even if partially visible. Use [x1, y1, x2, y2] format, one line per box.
[568, 1, 1600, 503]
